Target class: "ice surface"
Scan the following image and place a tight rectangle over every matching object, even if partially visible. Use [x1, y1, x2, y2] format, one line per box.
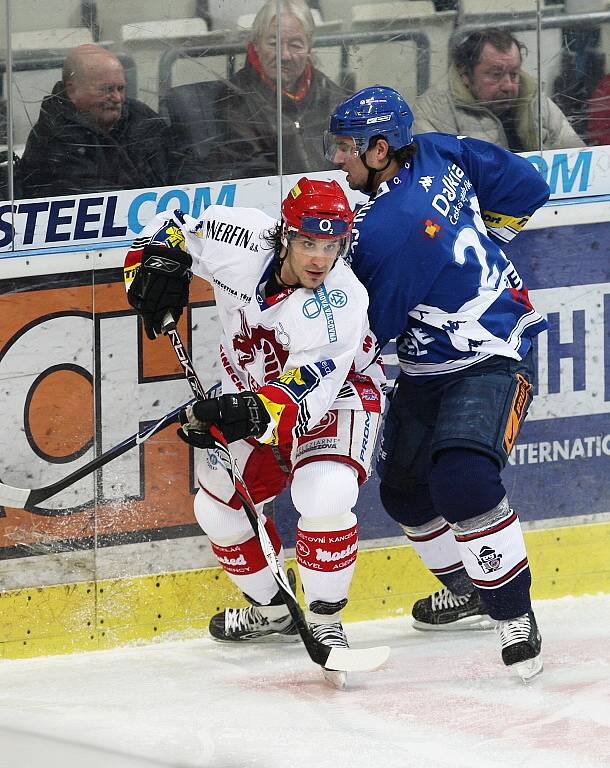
[0, 594, 609, 768]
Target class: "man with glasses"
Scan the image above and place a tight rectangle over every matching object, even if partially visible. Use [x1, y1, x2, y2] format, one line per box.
[413, 28, 584, 151]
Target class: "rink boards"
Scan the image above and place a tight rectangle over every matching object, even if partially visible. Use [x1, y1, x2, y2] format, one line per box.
[0, 148, 609, 658]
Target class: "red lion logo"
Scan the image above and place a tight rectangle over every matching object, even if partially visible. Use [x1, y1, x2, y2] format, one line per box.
[232, 310, 290, 390]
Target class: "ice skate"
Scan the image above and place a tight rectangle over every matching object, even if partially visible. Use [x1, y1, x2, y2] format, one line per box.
[412, 587, 495, 631]
[309, 620, 350, 690]
[209, 604, 298, 642]
[498, 610, 543, 682]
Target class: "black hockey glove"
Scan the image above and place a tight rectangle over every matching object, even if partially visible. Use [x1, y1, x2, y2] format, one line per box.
[127, 245, 192, 340]
[177, 392, 271, 449]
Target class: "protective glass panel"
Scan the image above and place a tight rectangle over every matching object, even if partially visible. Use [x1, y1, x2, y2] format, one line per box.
[0, 270, 97, 596]
[551, 0, 610, 148]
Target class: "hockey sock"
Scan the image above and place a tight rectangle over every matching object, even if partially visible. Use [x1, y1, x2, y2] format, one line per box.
[209, 517, 285, 606]
[291, 461, 359, 607]
[400, 517, 473, 596]
[450, 497, 532, 620]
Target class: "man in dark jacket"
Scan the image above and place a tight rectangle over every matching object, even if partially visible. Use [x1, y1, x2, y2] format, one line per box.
[175, 0, 347, 183]
[19, 44, 170, 199]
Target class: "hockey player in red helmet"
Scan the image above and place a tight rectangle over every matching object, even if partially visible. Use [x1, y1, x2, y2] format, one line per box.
[275, 177, 353, 288]
[125, 177, 385, 688]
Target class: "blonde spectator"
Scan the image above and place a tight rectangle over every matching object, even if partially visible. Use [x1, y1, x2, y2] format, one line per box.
[176, 0, 347, 182]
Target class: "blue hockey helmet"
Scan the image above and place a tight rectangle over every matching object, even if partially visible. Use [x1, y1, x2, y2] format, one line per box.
[324, 85, 414, 161]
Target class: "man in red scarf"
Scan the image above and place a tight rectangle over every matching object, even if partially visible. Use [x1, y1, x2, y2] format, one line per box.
[209, 0, 347, 181]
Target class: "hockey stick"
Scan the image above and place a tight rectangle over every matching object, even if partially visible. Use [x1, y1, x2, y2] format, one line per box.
[0, 398, 196, 511]
[163, 315, 390, 673]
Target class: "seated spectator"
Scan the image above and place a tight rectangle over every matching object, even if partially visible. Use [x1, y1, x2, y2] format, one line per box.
[175, 0, 347, 183]
[19, 45, 170, 199]
[586, 72, 610, 146]
[413, 28, 585, 152]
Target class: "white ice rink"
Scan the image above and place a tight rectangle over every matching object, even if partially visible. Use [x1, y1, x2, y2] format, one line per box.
[0, 593, 609, 768]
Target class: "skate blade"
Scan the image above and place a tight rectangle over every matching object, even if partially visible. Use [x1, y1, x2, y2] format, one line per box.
[210, 632, 300, 644]
[322, 668, 347, 690]
[412, 615, 497, 632]
[512, 656, 544, 683]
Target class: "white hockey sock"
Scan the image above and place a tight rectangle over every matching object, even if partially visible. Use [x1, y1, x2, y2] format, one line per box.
[450, 497, 529, 592]
[401, 516, 466, 583]
[291, 461, 359, 608]
[209, 518, 285, 606]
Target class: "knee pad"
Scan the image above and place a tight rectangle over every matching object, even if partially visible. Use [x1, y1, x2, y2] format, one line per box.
[429, 449, 505, 524]
[291, 461, 358, 531]
[379, 481, 436, 527]
[193, 488, 253, 546]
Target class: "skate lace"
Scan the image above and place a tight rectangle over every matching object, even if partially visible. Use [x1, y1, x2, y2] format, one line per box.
[310, 622, 348, 648]
[431, 588, 471, 611]
[498, 614, 531, 648]
[226, 606, 267, 634]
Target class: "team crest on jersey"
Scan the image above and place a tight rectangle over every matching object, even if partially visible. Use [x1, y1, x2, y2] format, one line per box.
[473, 545, 503, 574]
[150, 221, 187, 251]
[419, 217, 443, 240]
[232, 310, 290, 389]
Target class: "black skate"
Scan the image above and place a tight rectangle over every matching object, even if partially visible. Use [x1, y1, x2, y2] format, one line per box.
[309, 621, 350, 690]
[209, 605, 298, 642]
[412, 587, 495, 631]
[498, 610, 543, 682]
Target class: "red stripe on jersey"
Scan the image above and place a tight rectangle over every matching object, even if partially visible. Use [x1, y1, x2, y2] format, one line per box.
[124, 249, 143, 268]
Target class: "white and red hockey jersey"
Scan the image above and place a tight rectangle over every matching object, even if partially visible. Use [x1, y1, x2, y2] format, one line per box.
[124, 205, 385, 447]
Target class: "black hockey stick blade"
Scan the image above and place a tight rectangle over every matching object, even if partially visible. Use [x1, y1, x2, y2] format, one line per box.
[208, 426, 390, 673]
[0, 399, 195, 511]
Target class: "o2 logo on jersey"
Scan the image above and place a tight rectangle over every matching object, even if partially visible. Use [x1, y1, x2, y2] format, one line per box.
[328, 290, 347, 308]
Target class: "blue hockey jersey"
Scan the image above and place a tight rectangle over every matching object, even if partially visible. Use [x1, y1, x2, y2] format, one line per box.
[346, 132, 550, 378]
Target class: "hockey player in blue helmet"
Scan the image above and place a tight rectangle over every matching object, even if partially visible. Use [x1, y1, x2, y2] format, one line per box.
[325, 85, 550, 681]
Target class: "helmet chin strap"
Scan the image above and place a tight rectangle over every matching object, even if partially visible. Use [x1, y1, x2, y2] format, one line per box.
[359, 152, 393, 195]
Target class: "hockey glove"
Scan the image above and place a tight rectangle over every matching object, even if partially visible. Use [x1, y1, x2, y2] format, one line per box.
[177, 392, 271, 448]
[127, 245, 192, 340]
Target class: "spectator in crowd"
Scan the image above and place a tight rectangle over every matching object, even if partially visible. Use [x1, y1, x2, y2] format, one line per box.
[175, 0, 347, 183]
[586, 72, 610, 146]
[19, 45, 170, 199]
[413, 28, 585, 152]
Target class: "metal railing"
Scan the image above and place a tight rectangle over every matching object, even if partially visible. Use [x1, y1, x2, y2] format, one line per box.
[158, 27, 432, 103]
[0, 50, 138, 100]
[450, 10, 610, 49]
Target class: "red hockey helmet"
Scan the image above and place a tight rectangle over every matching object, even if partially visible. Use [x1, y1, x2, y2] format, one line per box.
[281, 178, 353, 242]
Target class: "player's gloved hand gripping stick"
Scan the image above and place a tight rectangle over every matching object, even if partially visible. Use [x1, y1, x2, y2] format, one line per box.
[161, 312, 390, 675]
